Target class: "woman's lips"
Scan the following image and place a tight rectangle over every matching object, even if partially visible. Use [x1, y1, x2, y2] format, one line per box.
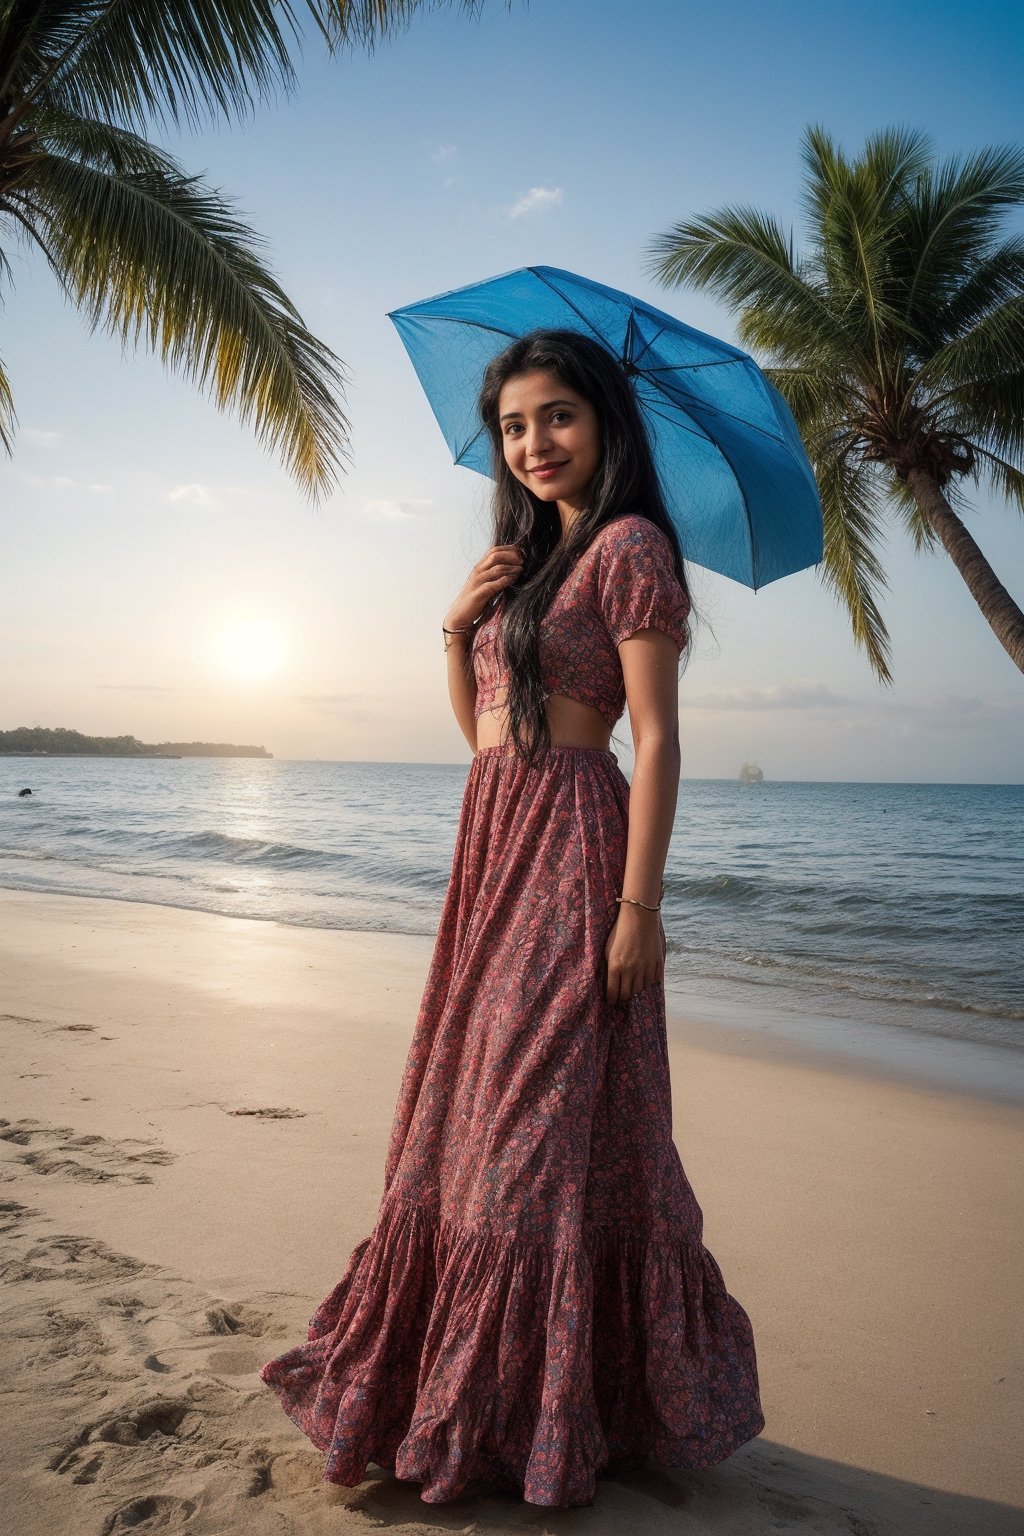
[530, 462, 568, 479]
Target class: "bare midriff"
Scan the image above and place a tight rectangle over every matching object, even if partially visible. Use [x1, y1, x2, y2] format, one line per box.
[475, 688, 613, 752]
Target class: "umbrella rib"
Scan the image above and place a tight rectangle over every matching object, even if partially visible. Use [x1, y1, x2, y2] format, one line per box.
[530, 269, 610, 347]
[642, 401, 716, 443]
[416, 317, 521, 341]
[643, 358, 746, 374]
[456, 421, 491, 465]
[642, 370, 785, 446]
[630, 319, 672, 368]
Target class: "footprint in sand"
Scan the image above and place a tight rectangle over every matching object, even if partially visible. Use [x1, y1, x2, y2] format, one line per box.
[0, 1117, 175, 1186]
[51, 1394, 202, 1483]
[0, 1196, 38, 1232]
[222, 1106, 307, 1119]
[0, 1118, 74, 1145]
[204, 1342, 271, 1376]
[2, 1197, 327, 1531]
[7, 1232, 156, 1285]
[204, 1304, 272, 1338]
[101, 1494, 197, 1533]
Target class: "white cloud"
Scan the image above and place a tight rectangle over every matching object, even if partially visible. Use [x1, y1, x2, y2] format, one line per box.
[21, 428, 60, 446]
[87, 483, 113, 494]
[168, 483, 219, 508]
[430, 142, 457, 164]
[363, 497, 433, 521]
[508, 185, 564, 219]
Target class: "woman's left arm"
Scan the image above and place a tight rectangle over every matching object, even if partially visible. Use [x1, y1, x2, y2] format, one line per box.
[604, 628, 682, 1006]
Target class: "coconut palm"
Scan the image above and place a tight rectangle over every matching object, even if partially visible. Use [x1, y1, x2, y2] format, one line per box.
[0, 1, 474, 498]
[646, 124, 1024, 681]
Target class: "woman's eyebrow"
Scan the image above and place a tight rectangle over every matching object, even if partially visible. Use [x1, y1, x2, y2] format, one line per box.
[499, 398, 577, 422]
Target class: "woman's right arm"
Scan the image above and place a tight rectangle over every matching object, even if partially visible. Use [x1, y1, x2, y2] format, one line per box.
[443, 543, 523, 753]
[445, 632, 478, 752]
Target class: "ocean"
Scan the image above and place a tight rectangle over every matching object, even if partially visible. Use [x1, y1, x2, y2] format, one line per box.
[2, 756, 1022, 1100]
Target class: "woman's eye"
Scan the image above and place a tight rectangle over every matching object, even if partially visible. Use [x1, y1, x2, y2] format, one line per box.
[552, 411, 572, 424]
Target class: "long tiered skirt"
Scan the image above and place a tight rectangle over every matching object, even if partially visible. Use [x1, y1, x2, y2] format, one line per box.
[259, 743, 765, 1506]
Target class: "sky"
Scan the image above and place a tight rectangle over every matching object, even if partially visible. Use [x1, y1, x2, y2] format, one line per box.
[2, 0, 1023, 779]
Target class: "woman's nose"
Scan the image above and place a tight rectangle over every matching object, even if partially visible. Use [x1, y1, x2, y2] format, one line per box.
[526, 420, 553, 454]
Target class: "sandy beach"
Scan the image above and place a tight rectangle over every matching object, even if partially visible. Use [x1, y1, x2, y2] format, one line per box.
[1, 886, 1022, 1536]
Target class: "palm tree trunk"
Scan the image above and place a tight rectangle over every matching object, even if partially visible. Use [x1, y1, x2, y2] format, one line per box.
[905, 468, 1024, 675]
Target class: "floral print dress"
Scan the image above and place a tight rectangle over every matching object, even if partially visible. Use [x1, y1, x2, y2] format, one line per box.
[259, 515, 766, 1506]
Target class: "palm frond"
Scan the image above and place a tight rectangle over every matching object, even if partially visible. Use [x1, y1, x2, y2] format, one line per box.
[971, 444, 1024, 514]
[6, 1, 483, 133]
[0, 1, 74, 102]
[912, 293, 1024, 398]
[883, 471, 938, 552]
[799, 122, 933, 246]
[318, 0, 482, 51]
[937, 364, 1024, 470]
[799, 125, 929, 378]
[19, 148, 349, 497]
[643, 205, 842, 363]
[903, 144, 1024, 326]
[912, 234, 1024, 361]
[814, 448, 894, 683]
[0, 347, 16, 452]
[32, 107, 183, 175]
[762, 364, 864, 454]
[7, 0, 304, 132]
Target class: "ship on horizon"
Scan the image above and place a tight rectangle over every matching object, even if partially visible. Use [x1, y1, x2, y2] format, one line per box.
[739, 761, 764, 783]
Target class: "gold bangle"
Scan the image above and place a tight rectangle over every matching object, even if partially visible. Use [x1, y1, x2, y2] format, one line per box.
[615, 881, 666, 912]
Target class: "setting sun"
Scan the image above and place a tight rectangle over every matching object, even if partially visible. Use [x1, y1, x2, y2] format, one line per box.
[215, 619, 288, 682]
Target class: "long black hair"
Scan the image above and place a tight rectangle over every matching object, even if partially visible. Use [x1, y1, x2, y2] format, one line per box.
[477, 328, 694, 761]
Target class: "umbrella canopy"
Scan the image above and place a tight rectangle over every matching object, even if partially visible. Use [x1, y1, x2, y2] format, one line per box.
[388, 265, 823, 589]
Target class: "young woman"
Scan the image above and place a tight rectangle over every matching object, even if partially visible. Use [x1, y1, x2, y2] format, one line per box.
[260, 329, 765, 1507]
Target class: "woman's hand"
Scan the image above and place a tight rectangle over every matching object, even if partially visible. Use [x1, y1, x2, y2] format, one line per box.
[444, 544, 523, 631]
[604, 904, 665, 1006]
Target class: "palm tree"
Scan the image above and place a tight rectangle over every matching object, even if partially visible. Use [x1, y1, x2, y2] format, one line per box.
[0, 1, 473, 499]
[646, 125, 1024, 681]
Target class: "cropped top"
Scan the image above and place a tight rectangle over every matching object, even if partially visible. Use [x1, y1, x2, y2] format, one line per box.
[471, 514, 690, 729]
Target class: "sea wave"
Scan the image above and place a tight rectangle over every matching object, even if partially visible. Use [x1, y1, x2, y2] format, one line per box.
[2, 761, 1021, 1056]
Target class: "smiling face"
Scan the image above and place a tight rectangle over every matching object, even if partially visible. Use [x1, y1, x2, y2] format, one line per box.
[497, 369, 602, 523]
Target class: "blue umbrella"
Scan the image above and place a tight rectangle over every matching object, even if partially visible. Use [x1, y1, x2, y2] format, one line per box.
[388, 265, 823, 589]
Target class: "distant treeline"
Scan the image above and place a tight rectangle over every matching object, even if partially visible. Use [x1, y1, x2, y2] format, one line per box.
[0, 727, 272, 758]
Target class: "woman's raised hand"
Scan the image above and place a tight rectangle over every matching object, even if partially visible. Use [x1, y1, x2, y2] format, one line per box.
[444, 544, 524, 632]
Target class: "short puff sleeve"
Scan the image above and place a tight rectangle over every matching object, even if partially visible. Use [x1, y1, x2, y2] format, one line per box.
[595, 517, 691, 652]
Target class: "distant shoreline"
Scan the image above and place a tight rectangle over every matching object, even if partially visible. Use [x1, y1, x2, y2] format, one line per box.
[2, 751, 186, 759]
[0, 727, 272, 759]
[0, 751, 271, 760]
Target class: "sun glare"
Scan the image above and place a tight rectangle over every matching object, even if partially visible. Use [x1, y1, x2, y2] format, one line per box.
[216, 619, 288, 682]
